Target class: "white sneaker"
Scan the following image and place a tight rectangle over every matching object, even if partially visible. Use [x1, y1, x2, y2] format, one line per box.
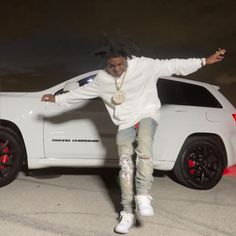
[136, 195, 154, 216]
[114, 211, 136, 234]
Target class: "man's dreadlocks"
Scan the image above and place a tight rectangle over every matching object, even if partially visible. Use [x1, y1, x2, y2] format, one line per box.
[95, 33, 138, 59]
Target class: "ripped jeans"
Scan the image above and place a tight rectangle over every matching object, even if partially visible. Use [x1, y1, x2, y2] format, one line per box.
[116, 117, 158, 213]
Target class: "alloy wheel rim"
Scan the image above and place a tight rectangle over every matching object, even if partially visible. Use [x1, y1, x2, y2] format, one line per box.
[0, 139, 14, 177]
[185, 144, 220, 185]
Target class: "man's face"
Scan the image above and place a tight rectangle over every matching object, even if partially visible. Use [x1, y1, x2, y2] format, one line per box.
[106, 56, 127, 78]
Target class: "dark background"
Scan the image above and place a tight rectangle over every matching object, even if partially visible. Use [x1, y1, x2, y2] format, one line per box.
[0, 0, 235, 105]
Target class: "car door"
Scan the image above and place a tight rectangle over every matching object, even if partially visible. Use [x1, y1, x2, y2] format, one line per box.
[154, 78, 223, 162]
[43, 75, 118, 160]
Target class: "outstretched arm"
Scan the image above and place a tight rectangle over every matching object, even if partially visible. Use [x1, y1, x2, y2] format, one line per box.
[41, 78, 100, 106]
[156, 48, 226, 77]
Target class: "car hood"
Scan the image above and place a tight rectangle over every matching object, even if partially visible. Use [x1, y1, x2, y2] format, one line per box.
[0, 92, 28, 97]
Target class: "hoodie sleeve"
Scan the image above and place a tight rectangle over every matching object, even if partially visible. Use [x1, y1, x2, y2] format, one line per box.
[55, 78, 100, 107]
[156, 58, 204, 77]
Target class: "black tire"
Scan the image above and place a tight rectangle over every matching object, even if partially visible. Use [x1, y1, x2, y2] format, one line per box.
[173, 136, 224, 190]
[0, 127, 24, 187]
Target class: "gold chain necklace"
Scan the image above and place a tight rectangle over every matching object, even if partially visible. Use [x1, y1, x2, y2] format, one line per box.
[112, 70, 127, 105]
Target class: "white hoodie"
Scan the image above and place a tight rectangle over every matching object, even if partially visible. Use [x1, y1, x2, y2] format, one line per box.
[55, 56, 204, 130]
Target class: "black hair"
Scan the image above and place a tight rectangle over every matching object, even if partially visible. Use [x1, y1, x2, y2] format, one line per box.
[94, 33, 138, 59]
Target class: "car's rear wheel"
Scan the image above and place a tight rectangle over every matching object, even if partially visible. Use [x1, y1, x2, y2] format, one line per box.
[173, 136, 224, 190]
[0, 127, 23, 187]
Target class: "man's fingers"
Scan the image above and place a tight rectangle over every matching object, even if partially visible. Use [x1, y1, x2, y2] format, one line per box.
[216, 48, 226, 56]
[41, 95, 47, 101]
[41, 94, 53, 102]
[43, 96, 50, 101]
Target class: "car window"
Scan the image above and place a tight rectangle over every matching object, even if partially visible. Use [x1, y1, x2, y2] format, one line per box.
[54, 74, 96, 96]
[157, 78, 222, 108]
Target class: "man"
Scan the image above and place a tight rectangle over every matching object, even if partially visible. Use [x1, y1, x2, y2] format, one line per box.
[41, 38, 225, 234]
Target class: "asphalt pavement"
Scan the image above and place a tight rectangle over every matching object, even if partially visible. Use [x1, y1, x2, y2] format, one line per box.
[0, 168, 236, 236]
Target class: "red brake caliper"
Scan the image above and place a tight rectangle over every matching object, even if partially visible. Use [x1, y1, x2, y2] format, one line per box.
[0, 143, 9, 170]
[188, 159, 195, 175]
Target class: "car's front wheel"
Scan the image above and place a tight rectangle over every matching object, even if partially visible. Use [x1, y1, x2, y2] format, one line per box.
[173, 136, 225, 190]
[0, 127, 23, 187]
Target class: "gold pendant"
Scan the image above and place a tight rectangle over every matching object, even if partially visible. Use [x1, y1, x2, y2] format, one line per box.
[112, 90, 126, 105]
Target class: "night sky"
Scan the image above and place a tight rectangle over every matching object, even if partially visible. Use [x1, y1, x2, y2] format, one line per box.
[0, 0, 235, 105]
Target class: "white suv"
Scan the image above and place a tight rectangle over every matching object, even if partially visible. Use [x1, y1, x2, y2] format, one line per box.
[0, 71, 235, 189]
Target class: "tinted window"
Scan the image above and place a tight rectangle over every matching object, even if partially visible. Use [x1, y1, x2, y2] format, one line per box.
[157, 79, 222, 108]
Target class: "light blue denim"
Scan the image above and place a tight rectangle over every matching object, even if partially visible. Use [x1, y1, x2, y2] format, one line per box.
[116, 117, 158, 213]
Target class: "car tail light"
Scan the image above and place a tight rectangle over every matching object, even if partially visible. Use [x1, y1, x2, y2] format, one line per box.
[233, 114, 236, 122]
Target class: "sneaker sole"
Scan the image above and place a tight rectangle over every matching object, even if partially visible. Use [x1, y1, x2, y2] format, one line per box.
[114, 220, 136, 234]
